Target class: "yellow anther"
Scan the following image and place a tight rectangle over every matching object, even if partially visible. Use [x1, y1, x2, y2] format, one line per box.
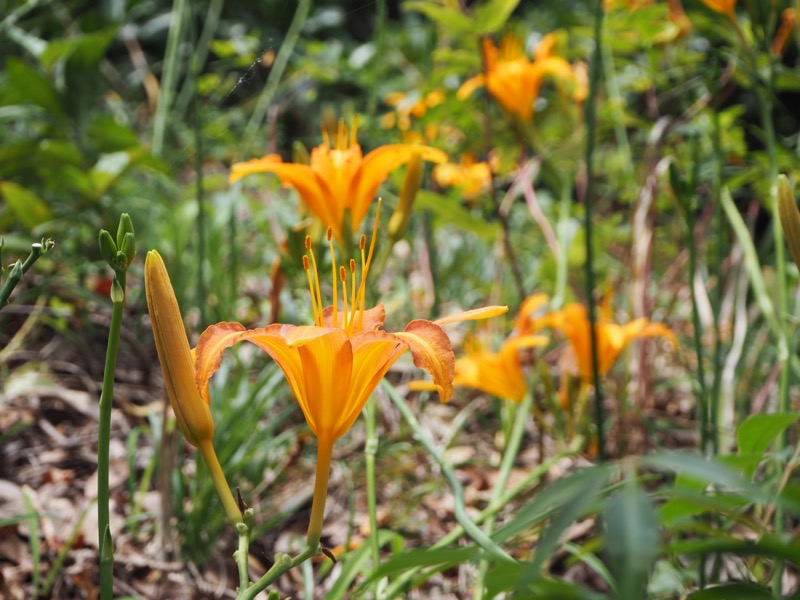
[303, 255, 310, 270]
[359, 235, 366, 251]
[327, 227, 333, 242]
[339, 265, 347, 282]
[349, 259, 356, 273]
[305, 235, 312, 250]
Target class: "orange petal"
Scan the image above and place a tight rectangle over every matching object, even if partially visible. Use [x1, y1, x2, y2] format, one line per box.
[194, 323, 310, 432]
[457, 74, 486, 100]
[230, 157, 341, 231]
[336, 332, 405, 438]
[294, 328, 353, 440]
[352, 144, 448, 228]
[193, 322, 247, 405]
[394, 319, 455, 403]
[514, 293, 549, 334]
[434, 305, 509, 327]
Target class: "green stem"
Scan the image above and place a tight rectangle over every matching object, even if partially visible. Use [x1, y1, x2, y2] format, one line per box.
[582, 0, 606, 460]
[0, 241, 52, 309]
[684, 205, 710, 455]
[381, 381, 515, 564]
[198, 439, 243, 527]
[234, 521, 251, 593]
[98, 280, 125, 599]
[756, 45, 789, 600]
[383, 436, 584, 598]
[190, 10, 208, 327]
[473, 392, 533, 599]
[151, 0, 187, 157]
[367, 0, 386, 119]
[364, 396, 382, 595]
[238, 545, 319, 600]
[709, 98, 724, 458]
[552, 182, 571, 310]
[243, 0, 311, 146]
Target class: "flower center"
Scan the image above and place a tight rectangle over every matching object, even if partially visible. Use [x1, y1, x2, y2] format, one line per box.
[303, 200, 380, 335]
[321, 117, 359, 152]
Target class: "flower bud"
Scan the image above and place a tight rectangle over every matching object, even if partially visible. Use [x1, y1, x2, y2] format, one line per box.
[98, 229, 117, 265]
[120, 232, 136, 266]
[778, 175, 800, 272]
[145, 250, 214, 447]
[389, 153, 424, 242]
[116, 213, 134, 250]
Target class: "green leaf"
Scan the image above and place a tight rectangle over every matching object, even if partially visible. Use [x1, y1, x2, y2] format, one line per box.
[603, 480, 660, 600]
[326, 530, 404, 600]
[0, 182, 52, 230]
[402, 1, 474, 33]
[641, 451, 755, 492]
[4, 58, 65, 120]
[494, 465, 612, 545]
[87, 116, 141, 151]
[737, 412, 800, 456]
[415, 190, 500, 241]
[473, 0, 520, 34]
[686, 582, 771, 600]
[40, 28, 118, 69]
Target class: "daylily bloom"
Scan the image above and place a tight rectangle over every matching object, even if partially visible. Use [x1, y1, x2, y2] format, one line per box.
[412, 294, 549, 402]
[144, 250, 242, 526]
[450, 334, 548, 402]
[432, 153, 493, 201]
[187, 205, 507, 547]
[537, 299, 676, 381]
[229, 119, 447, 242]
[458, 33, 578, 122]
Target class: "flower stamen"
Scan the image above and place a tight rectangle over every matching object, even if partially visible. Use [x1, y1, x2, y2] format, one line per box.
[305, 236, 324, 326]
[327, 227, 338, 328]
[339, 266, 349, 330]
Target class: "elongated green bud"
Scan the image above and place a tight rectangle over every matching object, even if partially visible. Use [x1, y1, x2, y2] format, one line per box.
[116, 213, 134, 250]
[120, 232, 136, 266]
[98, 229, 117, 265]
[778, 175, 800, 271]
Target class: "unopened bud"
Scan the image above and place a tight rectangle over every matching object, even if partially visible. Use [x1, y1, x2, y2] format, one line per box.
[116, 213, 135, 250]
[389, 153, 424, 242]
[98, 229, 117, 265]
[778, 175, 800, 271]
[120, 232, 136, 266]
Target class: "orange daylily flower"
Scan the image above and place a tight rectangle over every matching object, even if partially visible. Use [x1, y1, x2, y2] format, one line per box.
[432, 153, 493, 200]
[184, 206, 507, 546]
[458, 33, 578, 122]
[772, 8, 796, 57]
[537, 299, 676, 381]
[450, 334, 548, 403]
[229, 119, 447, 241]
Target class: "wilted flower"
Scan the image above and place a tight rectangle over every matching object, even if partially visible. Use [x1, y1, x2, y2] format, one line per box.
[230, 118, 447, 242]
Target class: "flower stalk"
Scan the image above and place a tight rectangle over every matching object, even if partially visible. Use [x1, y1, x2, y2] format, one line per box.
[97, 214, 136, 599]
